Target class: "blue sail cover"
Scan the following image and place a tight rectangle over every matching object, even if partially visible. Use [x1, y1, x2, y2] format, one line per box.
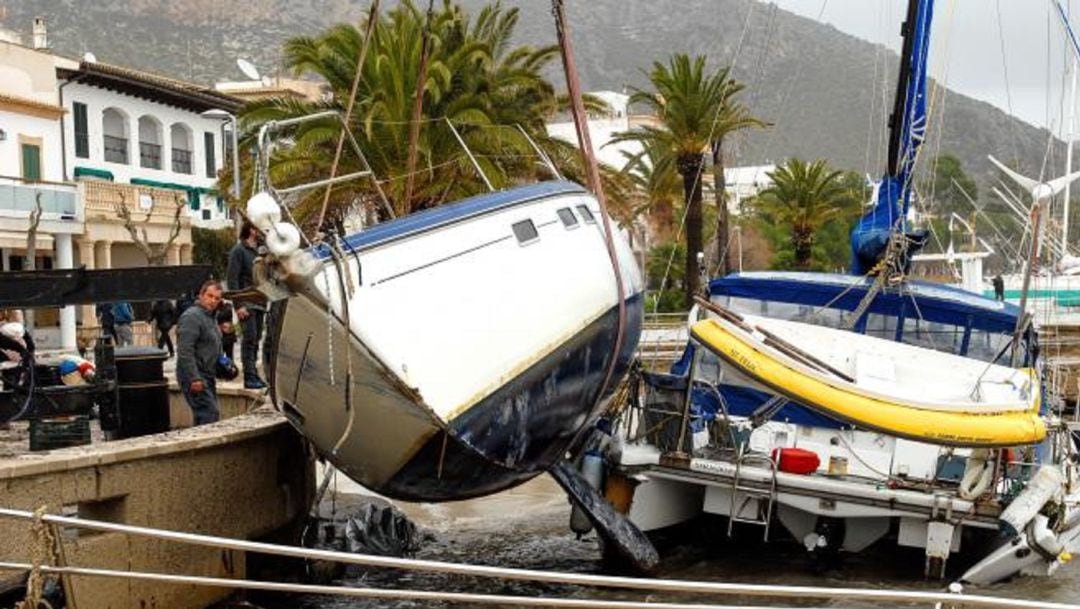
[851, 0, 934, 275]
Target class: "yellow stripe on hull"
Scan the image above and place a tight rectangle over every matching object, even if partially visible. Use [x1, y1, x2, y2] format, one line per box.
[691, 319, 1046, 448]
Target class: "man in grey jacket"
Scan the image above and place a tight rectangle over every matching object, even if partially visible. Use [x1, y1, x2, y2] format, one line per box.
[177, 280, 224, 425]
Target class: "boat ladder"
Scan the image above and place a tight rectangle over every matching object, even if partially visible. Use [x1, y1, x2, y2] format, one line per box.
[726, 446, 779, 541]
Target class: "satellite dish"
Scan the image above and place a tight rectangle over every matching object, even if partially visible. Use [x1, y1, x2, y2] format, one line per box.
[83, 51, 97, 63]
[237, 58, 261, 81]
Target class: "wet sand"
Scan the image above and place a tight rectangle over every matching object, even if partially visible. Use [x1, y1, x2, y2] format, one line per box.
[261, 474, 1080, 608]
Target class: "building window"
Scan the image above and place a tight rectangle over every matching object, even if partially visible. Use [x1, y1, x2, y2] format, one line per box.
[138, 115, 163, 170]
[512, 219, 539, 244]
[102, 107, 129, 164]
[21, 143, 42, 181]
[202, 209, 211, 220]
[170, 123, 193, 174]
[73, 102, 89, 159]
[204, 132, 216, 178]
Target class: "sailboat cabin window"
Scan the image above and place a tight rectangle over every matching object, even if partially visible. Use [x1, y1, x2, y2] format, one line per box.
[512, 219, 539, 244]
[557, 207, 578, 228]
[576, 205, 595, 223]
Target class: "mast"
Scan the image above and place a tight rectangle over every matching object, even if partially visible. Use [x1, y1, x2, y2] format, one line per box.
[1066, 54, 1077, 253]
[887, 0, 922, 178]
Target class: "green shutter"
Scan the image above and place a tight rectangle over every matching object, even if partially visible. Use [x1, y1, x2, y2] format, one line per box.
[74, 103, 89, 158]
[21, 144, 41, 181]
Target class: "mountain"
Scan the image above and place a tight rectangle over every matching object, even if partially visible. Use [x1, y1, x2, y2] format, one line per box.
[0, 0, 1061, 198]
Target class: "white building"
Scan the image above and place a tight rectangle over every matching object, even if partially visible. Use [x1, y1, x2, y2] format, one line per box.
[58, 60, 241, 229]
[723, 164, 775, 215]
[545, 90, 645, 172]
[0, 20, 242, 350]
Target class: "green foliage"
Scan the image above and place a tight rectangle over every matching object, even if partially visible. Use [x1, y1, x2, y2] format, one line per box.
[644, 241, 688, 313]
[923, 153, 978, 217]
[612, 53, 764, 303]
[750, 160, 861, 271]
[235, 1, 569, 229]
[192, 227, 234, 282]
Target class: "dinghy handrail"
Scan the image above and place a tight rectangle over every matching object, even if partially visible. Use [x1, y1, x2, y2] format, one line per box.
[0, 507, 1075, 609]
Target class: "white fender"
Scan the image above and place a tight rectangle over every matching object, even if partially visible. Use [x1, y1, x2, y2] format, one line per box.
[958, 449, 995, 500]
[569, 452, 604, 536]
[266, 222, 302, 258]
[1000, 466, 1064, 536]
[246, 191, 282, 231]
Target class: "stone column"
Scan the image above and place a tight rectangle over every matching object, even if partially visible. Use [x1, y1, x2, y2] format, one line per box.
[95, 240, 112, 270]
[77, 239, 96, 329]
[55, 233, 77, 351]
[180, 244, 193, 265]
[166, 244, 181, 266]
[1, 248, 9, 271]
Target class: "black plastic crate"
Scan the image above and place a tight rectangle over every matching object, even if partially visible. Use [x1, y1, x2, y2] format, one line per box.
[29, 416, 92, 451]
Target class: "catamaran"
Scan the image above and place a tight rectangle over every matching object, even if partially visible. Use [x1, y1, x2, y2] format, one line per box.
[583, 0, 1080, 583]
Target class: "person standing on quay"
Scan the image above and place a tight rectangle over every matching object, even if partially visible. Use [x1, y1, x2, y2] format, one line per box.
[112, 301, 134, 346]
[227, 223, 267, 390]
[177, 280, 224, 425]
[148, 299, 177, 357]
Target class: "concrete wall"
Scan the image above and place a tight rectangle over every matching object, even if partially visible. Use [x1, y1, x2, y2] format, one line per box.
[0, 410, 314, 609]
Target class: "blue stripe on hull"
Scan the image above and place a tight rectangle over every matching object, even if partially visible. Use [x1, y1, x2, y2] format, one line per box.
[381, 293, 644, 501]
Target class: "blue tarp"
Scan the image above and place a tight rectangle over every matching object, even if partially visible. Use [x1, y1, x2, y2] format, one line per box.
[850, 0, 934, 274]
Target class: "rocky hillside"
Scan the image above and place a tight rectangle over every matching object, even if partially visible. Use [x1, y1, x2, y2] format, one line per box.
[1, 0, 1060, 194]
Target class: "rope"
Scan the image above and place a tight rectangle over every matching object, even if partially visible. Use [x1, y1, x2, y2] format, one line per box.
[315, 0, 381, 232]
[15, 506, 56, 609]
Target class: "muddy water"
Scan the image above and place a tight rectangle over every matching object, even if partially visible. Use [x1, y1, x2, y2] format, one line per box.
[264, 475, 1080, 608]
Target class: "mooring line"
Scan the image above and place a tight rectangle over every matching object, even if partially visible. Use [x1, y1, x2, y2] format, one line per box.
[0, 508, 1075, 609]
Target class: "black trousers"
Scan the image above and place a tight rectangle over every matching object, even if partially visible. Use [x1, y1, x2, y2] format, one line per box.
[156, 326, 174, 356]
[241, 310, 264, 383]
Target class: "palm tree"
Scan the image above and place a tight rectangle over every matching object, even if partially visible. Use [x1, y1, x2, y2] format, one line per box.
[234, 1, 563, 230]
[753, 159, 856, 270]
[612, 54, 764, 307]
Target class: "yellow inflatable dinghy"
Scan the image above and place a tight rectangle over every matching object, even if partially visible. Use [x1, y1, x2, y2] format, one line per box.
[691, 316, 1045, 447]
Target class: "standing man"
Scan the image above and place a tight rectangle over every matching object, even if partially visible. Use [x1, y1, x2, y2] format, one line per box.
[227, 223, 267, 390]
[148, 299, 177, 357]
[993, 274, 1005, 302]
[177, 280, 224, 425]
[112, 301, 134, 346]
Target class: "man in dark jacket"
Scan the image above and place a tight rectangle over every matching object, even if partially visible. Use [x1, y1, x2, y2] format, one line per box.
[148, 299, 177, 357]
[177, 280, 224, 425]
[227, 223, 267, 390]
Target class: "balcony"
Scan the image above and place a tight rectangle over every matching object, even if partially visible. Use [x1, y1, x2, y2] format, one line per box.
[171, 149, 192, 174]
[0, 176, 78, 220]
[81, 180, 192, 228]
[139, 142, 162, 170]
[104, 135, 129, 164]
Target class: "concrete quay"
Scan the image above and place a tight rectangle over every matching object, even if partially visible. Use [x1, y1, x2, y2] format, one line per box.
[0, 396, 314, 609]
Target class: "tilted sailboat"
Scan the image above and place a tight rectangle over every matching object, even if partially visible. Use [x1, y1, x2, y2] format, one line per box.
[260, 177, 643, 501]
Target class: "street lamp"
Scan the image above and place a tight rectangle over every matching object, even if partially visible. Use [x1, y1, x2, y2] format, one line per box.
[200, 108, 241, 218]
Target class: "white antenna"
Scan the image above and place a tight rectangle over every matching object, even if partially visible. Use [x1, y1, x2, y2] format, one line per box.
[237, 58, 261, 81]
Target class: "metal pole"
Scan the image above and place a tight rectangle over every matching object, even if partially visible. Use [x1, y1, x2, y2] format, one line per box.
[1065, 62, 1077, 253]
[444, 118, 494, 192]
[229, 114, 242, 233]
[1011, 198, 1043, 367]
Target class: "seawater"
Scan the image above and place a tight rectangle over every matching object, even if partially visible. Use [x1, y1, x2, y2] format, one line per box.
[261, 475, 1080, 608]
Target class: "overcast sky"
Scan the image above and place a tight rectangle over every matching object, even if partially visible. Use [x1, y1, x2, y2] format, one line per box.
[769, 0, 1080, 132]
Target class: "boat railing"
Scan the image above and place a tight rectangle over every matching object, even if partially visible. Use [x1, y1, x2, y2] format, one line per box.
[0, 506, 1073, 609]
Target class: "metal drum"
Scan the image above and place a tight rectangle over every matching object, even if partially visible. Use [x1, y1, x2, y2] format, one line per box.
[113, 346, 169, 438]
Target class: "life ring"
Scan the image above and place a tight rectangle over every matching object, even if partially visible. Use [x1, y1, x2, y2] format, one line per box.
[959, 449, 995, 500]
[266, 222, 302, 258]
[246, 191, 282, 231]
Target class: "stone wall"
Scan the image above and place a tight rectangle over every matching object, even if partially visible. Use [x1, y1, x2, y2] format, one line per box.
[0, 409, 313, 609]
